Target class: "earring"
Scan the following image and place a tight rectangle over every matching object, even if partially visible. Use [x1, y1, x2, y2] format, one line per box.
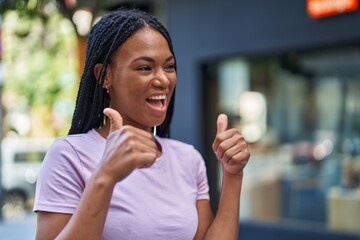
[103, 85, 109, 94]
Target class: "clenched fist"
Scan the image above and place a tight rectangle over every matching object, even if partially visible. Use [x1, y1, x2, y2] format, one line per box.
[99, 108, 161, 184]
[212, 114, 250, 176]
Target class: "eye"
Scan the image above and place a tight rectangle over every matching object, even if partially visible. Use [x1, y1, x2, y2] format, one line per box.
[137, 66, 152, 71]
[164, 63, 176, 72]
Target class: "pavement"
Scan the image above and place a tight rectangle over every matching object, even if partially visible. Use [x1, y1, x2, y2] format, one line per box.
[0, 212, 36, 240]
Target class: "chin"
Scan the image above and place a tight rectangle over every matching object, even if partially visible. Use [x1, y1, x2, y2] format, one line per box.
[152, 117, 166, 127]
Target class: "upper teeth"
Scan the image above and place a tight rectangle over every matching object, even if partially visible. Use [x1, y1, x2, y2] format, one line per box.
[148, 95, 166, 100]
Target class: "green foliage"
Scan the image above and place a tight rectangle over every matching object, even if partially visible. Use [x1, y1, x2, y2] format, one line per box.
[0, 0, 52, 17]
[2, 3, 78, 137]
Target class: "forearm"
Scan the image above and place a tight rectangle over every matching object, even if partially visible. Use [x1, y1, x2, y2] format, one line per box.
[56, 170, 116, 240]
[204, 172, 243, 240]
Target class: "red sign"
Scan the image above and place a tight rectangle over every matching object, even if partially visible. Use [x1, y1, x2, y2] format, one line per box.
[307, 0, 358, 19]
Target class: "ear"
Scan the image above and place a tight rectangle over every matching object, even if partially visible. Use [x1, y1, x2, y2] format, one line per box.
[94, 63, 112, 86]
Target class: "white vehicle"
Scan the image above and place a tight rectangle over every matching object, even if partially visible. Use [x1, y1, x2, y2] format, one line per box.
[1, 137, 54, 218]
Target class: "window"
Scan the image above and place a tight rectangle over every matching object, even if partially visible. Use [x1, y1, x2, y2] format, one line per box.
[201, 45, 360, 233]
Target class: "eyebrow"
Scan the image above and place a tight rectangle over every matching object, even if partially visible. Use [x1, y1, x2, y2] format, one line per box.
[131, 56, 175, 63]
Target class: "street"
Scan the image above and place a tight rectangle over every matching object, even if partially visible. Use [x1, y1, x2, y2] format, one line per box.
[0, 212, 36, 240]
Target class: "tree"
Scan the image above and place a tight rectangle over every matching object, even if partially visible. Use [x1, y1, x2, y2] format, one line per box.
[1, 0, 99, 79]
[1, 0, 78, 137]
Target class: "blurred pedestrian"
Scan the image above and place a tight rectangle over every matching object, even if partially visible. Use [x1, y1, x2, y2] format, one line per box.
[33, 8, 250, 240]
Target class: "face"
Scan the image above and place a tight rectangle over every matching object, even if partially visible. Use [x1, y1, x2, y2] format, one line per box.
[104, 27, 176, 132]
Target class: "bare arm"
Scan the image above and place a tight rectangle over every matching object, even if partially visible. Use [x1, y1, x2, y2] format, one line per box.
[36, 212, 71, 240]
[204, 173, 243, 240]
[194, 174, 243, 240]
[195, 114, 249, 240]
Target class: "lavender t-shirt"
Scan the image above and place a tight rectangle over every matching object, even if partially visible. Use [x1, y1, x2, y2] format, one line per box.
[33, 129, 210, 240]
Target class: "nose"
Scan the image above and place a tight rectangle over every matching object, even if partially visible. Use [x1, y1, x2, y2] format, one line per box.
[152, 69, 170, 88]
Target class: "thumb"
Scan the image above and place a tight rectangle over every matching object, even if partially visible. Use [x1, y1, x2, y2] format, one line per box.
[103, 108, 123, 132]
[216, 113, 228, 135]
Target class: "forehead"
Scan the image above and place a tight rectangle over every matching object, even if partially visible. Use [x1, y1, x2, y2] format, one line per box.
[113, 27, 172, 59]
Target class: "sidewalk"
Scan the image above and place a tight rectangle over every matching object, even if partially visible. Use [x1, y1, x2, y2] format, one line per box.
[0, 212, 36, 240]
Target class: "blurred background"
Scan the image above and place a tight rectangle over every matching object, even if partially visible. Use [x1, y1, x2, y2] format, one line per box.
[0, 0, 360, 239]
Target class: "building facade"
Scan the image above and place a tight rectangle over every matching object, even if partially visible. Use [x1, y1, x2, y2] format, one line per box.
[162, 0, 360, 235]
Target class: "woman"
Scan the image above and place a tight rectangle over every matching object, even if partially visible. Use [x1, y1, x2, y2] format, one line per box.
[34, 8, 250, 240]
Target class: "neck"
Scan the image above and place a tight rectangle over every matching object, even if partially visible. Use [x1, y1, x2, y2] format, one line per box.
[97, 122, 110, 139]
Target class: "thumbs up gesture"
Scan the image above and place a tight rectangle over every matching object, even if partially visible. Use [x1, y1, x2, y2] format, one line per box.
[99, 108, 161, 184]
[212, 114, 250, 176]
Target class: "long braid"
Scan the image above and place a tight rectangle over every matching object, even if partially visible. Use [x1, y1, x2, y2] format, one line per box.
[68, 8, 176, 138]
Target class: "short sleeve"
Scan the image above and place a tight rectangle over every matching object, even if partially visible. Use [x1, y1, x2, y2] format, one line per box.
[194, 150, 210, 201]
[33, 138, 85, 214]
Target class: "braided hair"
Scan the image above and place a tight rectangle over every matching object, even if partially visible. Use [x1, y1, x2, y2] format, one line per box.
[68, 8, 176, 137]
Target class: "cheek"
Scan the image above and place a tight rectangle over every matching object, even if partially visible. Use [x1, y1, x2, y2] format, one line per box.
[116, 87, 137, 102]
[169, 74, 177, 88]
[112, 73, 135, 95]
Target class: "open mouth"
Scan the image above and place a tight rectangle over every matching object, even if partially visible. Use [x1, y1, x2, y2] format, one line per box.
[146, 95, 166, 109]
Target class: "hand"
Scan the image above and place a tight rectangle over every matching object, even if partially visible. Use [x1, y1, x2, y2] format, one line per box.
[99, 108, 160, 184]
[212, 114, 250, 176]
